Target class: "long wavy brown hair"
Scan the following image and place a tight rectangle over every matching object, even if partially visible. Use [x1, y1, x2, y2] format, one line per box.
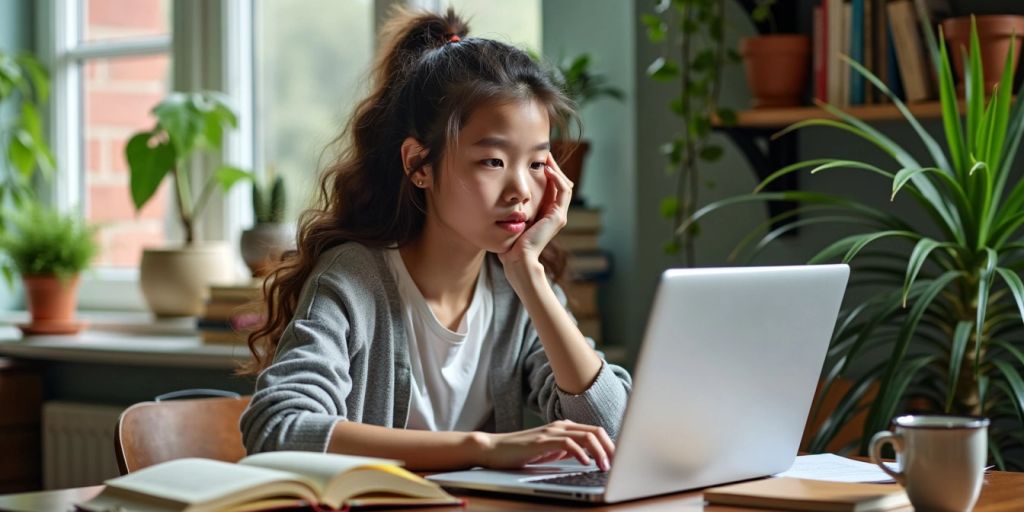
[241, 7, 579, 375]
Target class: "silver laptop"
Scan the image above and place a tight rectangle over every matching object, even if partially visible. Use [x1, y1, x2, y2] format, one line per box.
[427, 264, 850, 503]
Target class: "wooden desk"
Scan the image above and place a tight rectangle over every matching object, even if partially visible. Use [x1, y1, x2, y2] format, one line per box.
[3, 470, 1024, 512]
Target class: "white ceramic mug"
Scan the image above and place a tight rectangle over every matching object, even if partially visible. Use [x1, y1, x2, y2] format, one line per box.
[870, 415, 989, 512]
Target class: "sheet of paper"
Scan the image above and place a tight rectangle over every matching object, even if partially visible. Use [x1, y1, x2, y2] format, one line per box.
[774, 453, 899, 483]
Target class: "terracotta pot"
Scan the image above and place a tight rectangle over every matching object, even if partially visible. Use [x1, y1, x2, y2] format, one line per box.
[740, 35, 812, 108]
[550, 139, 591, 205]
[23, 275, 79, 326]
[240, 223, 296, 277]
[942, 15, 1024, 92]
[139, 242, 237, 317]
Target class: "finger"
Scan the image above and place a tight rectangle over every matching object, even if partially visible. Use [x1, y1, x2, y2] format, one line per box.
[544, 166, 572, 213]
[545, 152, 564, 176]
[543, 437, 589, 467]
[545, 153, 573, 189]
[559, 423, 616, 461]
[562, 431, 609, 471]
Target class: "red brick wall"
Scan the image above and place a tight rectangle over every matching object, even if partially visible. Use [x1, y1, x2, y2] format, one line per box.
[83, 0, 170, 267]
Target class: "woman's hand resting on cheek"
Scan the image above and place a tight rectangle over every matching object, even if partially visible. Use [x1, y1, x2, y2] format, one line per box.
[471, 420, 614, 471]
[497, 153, 572, 285]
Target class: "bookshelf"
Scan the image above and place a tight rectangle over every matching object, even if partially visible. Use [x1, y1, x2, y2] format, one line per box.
[721, 100, 944, 129]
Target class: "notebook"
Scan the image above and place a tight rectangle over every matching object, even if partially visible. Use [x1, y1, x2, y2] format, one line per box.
[705, 477, 911, 511]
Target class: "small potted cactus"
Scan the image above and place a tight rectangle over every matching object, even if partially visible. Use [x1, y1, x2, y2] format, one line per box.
[240, 174, 295, 277]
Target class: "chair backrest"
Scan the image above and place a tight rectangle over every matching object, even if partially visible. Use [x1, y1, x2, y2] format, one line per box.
[115, 395, 251, 474]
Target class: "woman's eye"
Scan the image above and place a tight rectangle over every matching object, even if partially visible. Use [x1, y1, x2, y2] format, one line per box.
[530, 162, 545, 171]
[481, 158, 503, 168]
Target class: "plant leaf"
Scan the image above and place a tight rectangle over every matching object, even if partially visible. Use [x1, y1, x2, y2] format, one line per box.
[126, 131, 176, 210]
[993, 360, 1024, 426]
[937, 29, 968, 175]
[976, 247, 999, 372]
[901, 238, 946, 307]
[946, 321, 973, 412]
[214, 165, 251, 191]
[996, 268, 1024, 328]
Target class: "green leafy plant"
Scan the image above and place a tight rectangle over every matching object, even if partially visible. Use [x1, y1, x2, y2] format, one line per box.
[0, 203, 97, 282]
[252, 174, 286, 225]
[126, 91, 251, 245]
[0, 51, 55, 213]
[750, 0, 778, 33]
[643, 0, 737, 264]
[685, 18, 1024, 468]
[550, 53, 625, 113]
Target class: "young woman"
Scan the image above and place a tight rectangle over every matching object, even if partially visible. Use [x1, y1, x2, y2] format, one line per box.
[240, 7, 631, 472]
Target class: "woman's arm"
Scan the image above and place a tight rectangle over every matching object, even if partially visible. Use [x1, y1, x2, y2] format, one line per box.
[329, 419, 614, 471]
[498, 154, 604, 394]
[504, 261, 602, 394]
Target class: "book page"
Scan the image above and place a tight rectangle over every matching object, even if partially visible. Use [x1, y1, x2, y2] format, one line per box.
[82, 458, 317, 511]
[775, 454, 898, 483]
[325, 465, 457, 509]
[240, 451, 402, 495]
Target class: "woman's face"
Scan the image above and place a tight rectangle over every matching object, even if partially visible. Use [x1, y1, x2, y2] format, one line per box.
[424, 98, 550, 253]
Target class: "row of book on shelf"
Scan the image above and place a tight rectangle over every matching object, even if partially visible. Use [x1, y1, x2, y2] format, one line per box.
[197, 205, 613, 346]
[814, 0, 951, 106]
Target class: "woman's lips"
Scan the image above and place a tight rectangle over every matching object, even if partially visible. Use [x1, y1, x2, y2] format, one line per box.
[497, 212, 527, 234]
[496, 220, 526, 233]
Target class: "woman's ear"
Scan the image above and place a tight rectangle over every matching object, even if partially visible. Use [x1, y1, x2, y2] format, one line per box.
[400, 137, 432, 188]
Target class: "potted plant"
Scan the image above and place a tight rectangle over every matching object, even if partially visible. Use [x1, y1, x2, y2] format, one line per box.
[686, 19, 1024, 468]
[643, 0, 737, 263]
[240, 174, 294, 277]
[547, 53, 624, 204]
[942, 14, 1024, 91]
[126, 91, 251, 316]
[0, 203, 97, 335]
[739, 0, 811, 108]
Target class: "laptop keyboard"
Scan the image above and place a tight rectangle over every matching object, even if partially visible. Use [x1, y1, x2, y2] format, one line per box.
[531, 470, 608, 487]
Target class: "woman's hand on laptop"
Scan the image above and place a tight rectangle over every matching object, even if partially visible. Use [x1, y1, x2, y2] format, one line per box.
[471, 419, 614, 471]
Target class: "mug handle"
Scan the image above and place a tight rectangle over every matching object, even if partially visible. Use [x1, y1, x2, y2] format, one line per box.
[869, 430, 906, 486]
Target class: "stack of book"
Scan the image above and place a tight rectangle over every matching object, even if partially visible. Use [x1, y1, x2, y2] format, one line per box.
[558, 206, 611, 345]
[197, 281, 264, 345]
[813, 0, 951, 106]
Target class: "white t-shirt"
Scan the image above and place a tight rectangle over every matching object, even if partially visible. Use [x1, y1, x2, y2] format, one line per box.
[386, 249, 495, 431]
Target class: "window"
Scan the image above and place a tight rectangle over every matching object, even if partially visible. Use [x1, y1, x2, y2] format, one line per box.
[40, 0, 541, 310]
[46, 0, 173, 270]
[252, 0, 375, 221]
[442, 0, 541, 50]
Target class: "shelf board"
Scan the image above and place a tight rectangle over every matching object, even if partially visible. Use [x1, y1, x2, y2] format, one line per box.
[722, 101, 945, 129]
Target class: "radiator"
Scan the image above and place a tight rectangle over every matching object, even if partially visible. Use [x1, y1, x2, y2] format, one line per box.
[42, 401, 124, 489]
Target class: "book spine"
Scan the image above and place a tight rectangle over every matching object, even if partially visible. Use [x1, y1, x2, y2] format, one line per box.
[814, 4, 827, 102]
[850, 0, 865, 105]
[826, 0, 843, 104]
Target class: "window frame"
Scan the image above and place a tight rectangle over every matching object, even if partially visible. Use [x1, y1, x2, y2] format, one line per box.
[38, 0, 253, 310]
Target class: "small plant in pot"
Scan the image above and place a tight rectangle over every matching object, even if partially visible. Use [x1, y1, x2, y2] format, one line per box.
[240, 174, 295, 277]
[547, 53, 624, 204]
[740, 0, 811, 108]
[126, 91, 252, 316]
[0, 203, 97, 335]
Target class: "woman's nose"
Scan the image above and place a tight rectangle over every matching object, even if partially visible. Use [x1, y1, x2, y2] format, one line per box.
[503, 166, 532, 204]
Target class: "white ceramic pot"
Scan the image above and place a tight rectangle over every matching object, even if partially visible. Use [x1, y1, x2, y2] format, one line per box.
[139, 242, 237, 317]
[240, 223, 296, 277]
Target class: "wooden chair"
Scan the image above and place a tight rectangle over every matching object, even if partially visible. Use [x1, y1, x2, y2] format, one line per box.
[114, 395, 252, 475]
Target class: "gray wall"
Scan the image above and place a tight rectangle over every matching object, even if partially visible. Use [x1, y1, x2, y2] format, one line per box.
[542, 0, 638, 356]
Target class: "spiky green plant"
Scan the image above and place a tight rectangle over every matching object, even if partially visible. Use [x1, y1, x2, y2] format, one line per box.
[0, 203, 97, 283]
[684, 18, 1024, 468]
[252, 174, 285, 224]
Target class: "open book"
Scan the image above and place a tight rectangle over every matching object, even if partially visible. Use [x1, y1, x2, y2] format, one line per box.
[77, 451, 464, 512]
